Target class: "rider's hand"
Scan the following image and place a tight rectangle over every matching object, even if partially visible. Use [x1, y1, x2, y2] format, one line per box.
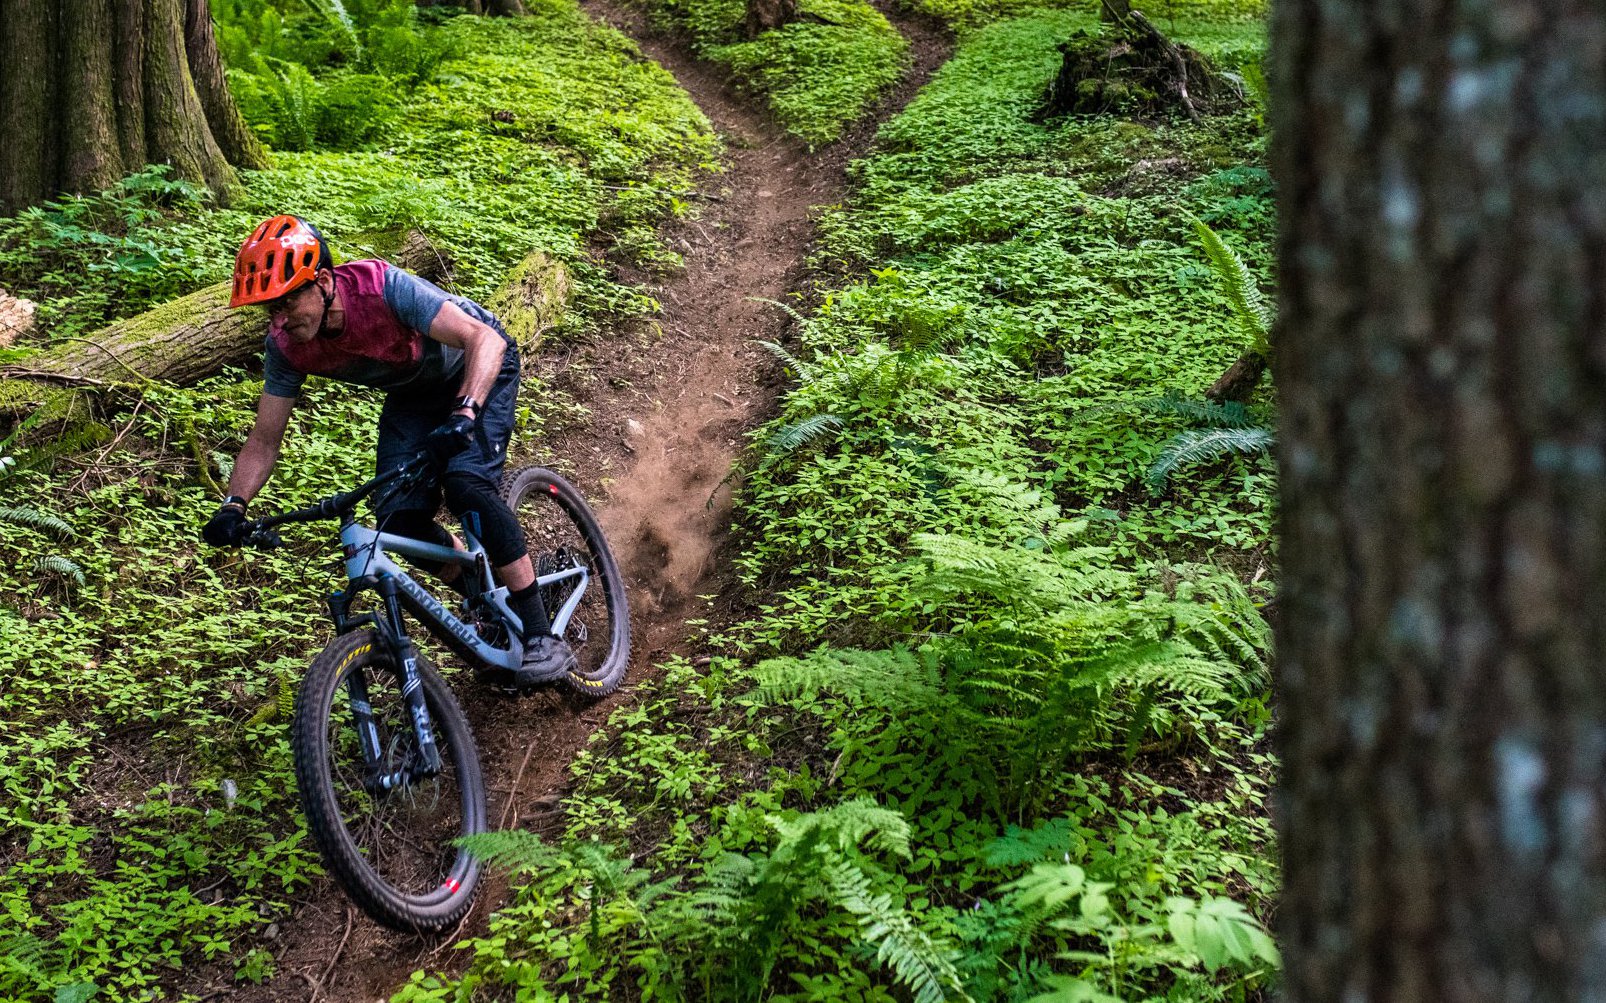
[426, 413, 476, 463]
[202, 505, 250, 547]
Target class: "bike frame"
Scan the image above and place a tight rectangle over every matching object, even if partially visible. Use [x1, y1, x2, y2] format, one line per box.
[285, 470, 591, 790]
[331, 515, 591, 669]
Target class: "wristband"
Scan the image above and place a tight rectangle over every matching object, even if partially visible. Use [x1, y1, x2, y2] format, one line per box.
[453, 395, 481, 417]
[222, 495, 248, 510]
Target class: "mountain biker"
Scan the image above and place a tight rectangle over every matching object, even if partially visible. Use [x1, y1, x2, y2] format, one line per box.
[199, 214, 576, 686]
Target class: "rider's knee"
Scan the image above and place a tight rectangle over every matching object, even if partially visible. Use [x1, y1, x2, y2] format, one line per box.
[441, 472, 526, 568]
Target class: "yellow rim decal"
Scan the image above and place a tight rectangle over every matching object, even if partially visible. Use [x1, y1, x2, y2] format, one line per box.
[337, 642, 374, 674]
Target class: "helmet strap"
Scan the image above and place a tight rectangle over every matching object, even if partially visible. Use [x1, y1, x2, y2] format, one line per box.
[315, 271, 339, 340]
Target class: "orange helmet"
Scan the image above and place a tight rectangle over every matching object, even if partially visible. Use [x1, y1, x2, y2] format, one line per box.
[229, 215, 332, 308]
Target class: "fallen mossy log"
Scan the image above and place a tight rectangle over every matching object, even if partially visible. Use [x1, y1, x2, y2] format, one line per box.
[2, 283, 256, 388]
[489, 250, 571, 351]
[0, 229, 470, 392]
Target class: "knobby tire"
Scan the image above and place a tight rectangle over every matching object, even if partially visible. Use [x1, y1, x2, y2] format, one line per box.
[500, 466, 632, 697]
[292, 629, 486, 932]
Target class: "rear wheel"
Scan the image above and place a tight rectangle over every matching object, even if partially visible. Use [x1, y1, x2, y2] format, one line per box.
[292, 629, 485, 932]
[501, 466, 631, 697]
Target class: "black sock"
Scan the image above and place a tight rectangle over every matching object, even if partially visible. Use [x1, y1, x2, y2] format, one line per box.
[508, 582, 552, 638]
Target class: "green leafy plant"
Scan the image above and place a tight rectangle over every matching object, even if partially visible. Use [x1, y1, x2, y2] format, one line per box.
[0, 166, 225, 336]
[459, 798, 968, 1002]
[1190, 217, 1269, 359]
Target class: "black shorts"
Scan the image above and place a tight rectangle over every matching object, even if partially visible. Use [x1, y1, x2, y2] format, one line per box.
[373, 333, 520, 521]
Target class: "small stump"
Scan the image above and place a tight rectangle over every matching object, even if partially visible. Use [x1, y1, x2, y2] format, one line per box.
[1043, 12, 1243, 122]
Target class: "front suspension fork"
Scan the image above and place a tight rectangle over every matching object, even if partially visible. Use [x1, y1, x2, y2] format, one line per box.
[350, 576, 443, 793]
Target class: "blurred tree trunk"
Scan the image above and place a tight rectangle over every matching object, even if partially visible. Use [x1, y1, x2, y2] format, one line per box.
[745, 0, 799, 38]
[1273, 0, 1606, 999]
[0, 0, 262, 214]
[1099, 0, 1130, 23]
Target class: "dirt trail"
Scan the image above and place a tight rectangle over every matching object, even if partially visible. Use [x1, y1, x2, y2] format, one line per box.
[219, 7, 950, 1001]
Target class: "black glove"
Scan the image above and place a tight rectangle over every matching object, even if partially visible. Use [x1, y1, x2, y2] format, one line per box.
[202, 505, 250, 547]
[426, 413, 476, 463]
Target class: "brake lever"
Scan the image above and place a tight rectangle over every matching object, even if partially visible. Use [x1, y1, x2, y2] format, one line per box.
[243, 525, 283, 550]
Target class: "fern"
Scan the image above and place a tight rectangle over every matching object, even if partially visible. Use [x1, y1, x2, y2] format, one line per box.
[757, 339, 819, 382]
[1191, 217, 1270, 357]
[0, 505, 74, 540]
[33, 555, 85, 589]
[753, 646, 945, 713]
[1070, 392, 1258, 429]
[766, 412, 844, 453]
[1145, 426, 1275, 493]
[299, 0, 364, 62]
[828, 862, 971, 1003]
[749, 295, 811, 327]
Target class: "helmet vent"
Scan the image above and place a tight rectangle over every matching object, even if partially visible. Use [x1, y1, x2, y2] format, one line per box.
[274, 220, 292, 238]
[282, 253, 296, 282]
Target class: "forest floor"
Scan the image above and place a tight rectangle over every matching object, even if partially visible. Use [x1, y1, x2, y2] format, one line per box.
[210, 6, 951, 1000]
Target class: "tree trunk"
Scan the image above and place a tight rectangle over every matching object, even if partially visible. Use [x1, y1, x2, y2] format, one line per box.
[60, 0, 124, 195]
[143, 0, 237, 201]
[183, 0, 269, 170]
[0, 0, 256, 213]
[1272, 0, 1606, 999]
[487, 0, 527, 13]
[745, 0, 799, 38]
[0, 0, 58, 211]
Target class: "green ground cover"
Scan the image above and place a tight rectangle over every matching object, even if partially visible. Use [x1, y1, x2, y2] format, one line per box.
[637, 0, 909, 145]
[403, 7, 1279, 1003]
[908, 0, 1265, 35]
[0, 0, 717, 340]
[0, 4, 714, 1000]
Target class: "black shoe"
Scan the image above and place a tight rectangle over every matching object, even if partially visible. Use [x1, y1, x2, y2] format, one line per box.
[512, 635, 577, 687]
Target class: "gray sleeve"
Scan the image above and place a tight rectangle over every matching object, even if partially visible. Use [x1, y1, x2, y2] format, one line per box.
[383, 265, 456, 335]
[263, 338, 305, 399]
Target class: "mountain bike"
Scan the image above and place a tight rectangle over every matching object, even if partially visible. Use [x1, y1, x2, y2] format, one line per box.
[240, 452, 631, 931]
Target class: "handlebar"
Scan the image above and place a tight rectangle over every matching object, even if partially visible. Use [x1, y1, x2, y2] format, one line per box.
[239, 452, 435, 550]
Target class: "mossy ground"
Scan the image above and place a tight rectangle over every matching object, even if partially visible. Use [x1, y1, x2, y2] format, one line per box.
[402, 6, 1281, 1002]
[0, 4, 717, 1000]
[637, 0, 910, 146]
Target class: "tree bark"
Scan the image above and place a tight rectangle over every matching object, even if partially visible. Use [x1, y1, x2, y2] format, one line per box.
[1204, 349, 1266, 403]
[143, 0, 238, 202]
[60, 0, 125, 194]
[1272, 0, 1606, 999]
[0, 0, 58, 212]
[183, 0, 269, 171]
[487, 0, 527, 13]
[0, 0, 255, 213]
[745, 0, 799, 38]
[113, 0, 149, 173]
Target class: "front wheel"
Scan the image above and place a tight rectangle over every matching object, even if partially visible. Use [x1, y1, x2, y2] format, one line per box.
[292, 629, 486, 932]
[501, 466, 632, 697]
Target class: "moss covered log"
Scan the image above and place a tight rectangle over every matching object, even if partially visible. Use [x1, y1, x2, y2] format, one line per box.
[489, 250, 570, 351]
[2, 282, 252, 387]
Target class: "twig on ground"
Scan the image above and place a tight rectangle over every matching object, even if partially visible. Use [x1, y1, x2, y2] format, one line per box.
[499, 740, 541, 830]
[316, 905, 355, 992]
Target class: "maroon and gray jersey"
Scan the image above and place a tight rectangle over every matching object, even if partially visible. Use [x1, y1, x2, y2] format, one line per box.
[262, 260, 506, 399]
